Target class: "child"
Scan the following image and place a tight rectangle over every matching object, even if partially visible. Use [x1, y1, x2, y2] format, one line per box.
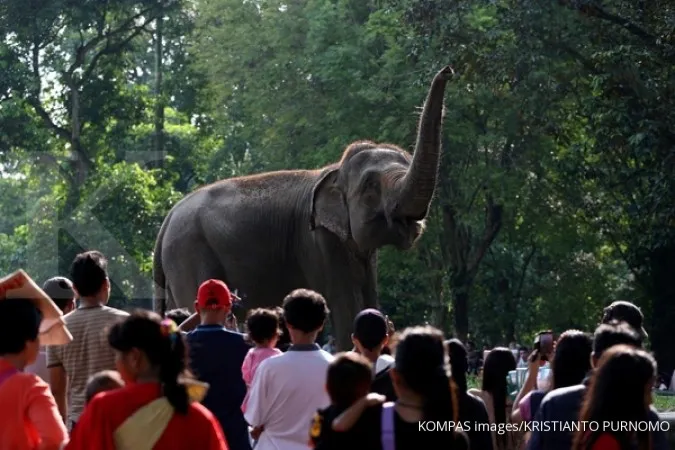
[309, 352, 383, 450]
[84, 370, 124, 404]
[241, 308, 282, 414]
[244, 289, 333, 450]
[351, 309, 397, 401]
[0, 297, 68, 449]
[275, 306, 291, 352]
[164, 308, 191, 327]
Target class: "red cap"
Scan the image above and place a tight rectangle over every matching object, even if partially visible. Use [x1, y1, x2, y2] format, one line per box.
[196, 279, 232, 310]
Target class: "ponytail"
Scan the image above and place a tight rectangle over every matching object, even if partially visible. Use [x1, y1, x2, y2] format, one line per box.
[419, 368, 458, 423]
[159, 319, 190, 415]
[452, 369, 467, 394]
[109, 312, 194, 416]
[446, 338, 469, 419]
[395, 327, 462, 435]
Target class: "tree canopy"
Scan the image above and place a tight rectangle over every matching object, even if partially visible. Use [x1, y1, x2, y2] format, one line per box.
[1, 0, 673, 373]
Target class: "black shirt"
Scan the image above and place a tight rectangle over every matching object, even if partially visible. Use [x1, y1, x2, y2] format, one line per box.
[372, 364, 397, 402]
[310, 405, 381, 450]
[186, 325, 252, 450]
[459, 392, 494, 450]
[310, 403, 469, 450]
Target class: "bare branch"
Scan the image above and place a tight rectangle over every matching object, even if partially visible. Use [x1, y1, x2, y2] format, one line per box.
[542, 38, 601, 75]
[441, 203, 466, 269]
[561, 0, 674, 61]
[81, 23, 150, 82]
[25, 98, 71, 141]
[97, 0, 110, 35]
[65, 5, 159, 78]
[601, 220, 651, 289]
[32, 153, 76, 186]
[467, 195, 503, 277]
[465, 180, 486, 214]
[515, 243, 537, 299]
[31, 41, 41, 96]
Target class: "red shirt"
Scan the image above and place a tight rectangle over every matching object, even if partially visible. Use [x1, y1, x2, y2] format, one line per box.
[65, 381, 228, 450]
[589, 433, 622, 450]
[0, 359, 68, 450]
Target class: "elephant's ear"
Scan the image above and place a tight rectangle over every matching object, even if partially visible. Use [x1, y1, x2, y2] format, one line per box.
[309, 168, 349, 241]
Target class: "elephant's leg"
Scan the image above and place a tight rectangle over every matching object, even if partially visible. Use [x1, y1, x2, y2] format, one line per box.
[322, 262, 368, 351]
[328, 285, 364, 352]
[168, 240, 226, 311]
[362, 252, 379, 309]
[305, 231, 372, 351]
[165, 284, 179, 313]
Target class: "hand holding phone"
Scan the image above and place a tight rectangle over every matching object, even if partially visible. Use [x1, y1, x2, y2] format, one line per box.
[534, 330, 553, 362]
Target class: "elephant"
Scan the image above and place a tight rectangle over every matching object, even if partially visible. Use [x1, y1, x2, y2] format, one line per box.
[153, 66, 454, 350]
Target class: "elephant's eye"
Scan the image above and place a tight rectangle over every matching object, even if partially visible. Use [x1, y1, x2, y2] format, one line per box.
[361, 177, 380, 193]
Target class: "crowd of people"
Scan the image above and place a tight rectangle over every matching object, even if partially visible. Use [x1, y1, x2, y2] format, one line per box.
[0, 249, 669, 450]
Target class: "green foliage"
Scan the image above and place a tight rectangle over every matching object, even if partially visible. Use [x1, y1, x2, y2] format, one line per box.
[1, 0, 674, 372]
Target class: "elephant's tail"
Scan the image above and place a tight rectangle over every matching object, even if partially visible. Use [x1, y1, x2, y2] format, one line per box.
[153, 210, 172, 317]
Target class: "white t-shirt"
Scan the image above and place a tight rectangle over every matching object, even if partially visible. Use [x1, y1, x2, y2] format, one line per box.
[24, 348, 49, 381]
[376, 354, 395, 373]
[244, 345, 334, 450]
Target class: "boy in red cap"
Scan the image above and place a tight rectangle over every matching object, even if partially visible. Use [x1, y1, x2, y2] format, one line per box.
[186, 279, 252, 450]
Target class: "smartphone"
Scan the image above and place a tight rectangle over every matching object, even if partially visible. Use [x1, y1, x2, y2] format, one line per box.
[534, 330, 553, 361]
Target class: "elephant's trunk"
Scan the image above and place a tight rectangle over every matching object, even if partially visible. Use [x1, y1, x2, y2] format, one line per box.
[394, 67, 452, 219]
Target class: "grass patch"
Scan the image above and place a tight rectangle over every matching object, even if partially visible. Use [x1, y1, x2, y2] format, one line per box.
[467, 374, 479, 390]
[465, 375, 675, 412]
[654, 394, 675, 412]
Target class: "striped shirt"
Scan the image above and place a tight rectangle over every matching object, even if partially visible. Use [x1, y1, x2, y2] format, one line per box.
[46, 305, 128, 425]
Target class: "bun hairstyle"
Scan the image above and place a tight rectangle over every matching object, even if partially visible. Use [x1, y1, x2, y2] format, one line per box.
[395, 326, 456, 422]
[108, 310, 190, 414]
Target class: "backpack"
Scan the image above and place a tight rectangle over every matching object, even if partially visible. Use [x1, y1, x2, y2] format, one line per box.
[381, 402, 396, 450]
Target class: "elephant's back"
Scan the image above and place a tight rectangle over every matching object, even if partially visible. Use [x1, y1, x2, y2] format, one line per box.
[157, 170, 318, 310]
[166, 169, 320, 236]
[196, 169, 321, 200]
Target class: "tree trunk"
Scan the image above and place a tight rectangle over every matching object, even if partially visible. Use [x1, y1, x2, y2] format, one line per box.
[430, 277, 448, 331]
[71, 86, 80, 161]
[441, 195, 502, 343]
[453, 283, 470, 342]
[503, 286, 516, 343]
[64, 83, 88, 215]
[420, 242, 448, 331]
[507, 245, 536, 343]
[153, 16, 165, 167]
[649, 245, 675, 379]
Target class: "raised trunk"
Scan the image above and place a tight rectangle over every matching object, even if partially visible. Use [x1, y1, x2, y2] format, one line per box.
[395, 67, 453, 219]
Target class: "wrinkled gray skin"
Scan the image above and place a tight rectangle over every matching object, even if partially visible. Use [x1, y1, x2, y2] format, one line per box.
[153, 66, 453, 350]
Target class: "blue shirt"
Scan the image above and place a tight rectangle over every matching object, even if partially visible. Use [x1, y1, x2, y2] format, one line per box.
[187, 324, 252, 450]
